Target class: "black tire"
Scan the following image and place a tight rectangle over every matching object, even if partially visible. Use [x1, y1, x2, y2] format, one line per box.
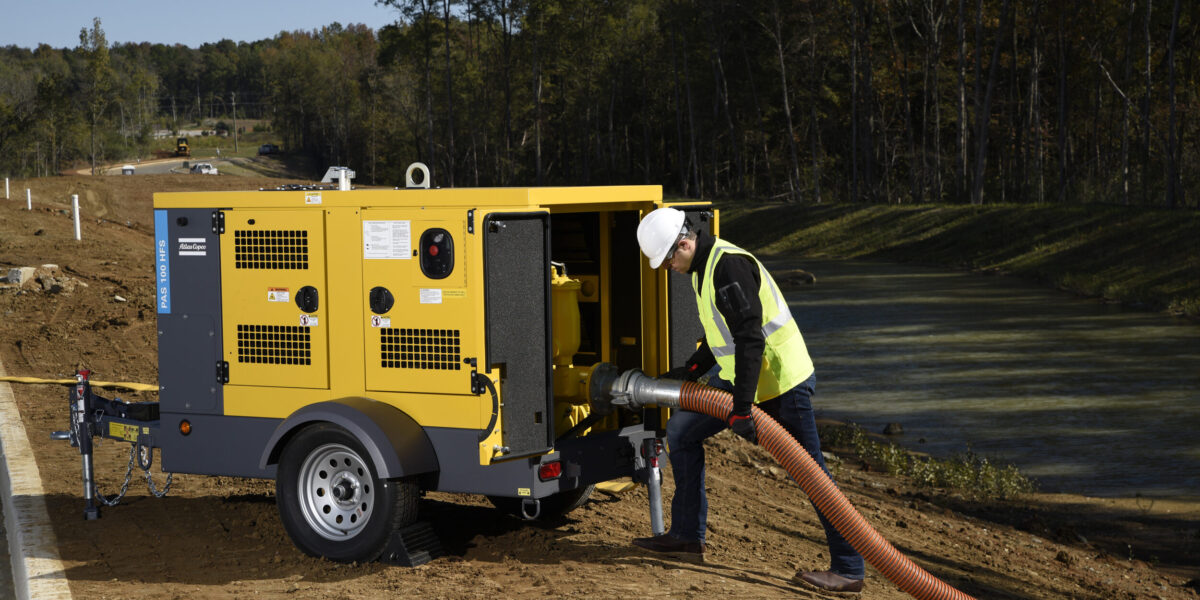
[488, 484, 596, 520]
[275, 423, 418, 562]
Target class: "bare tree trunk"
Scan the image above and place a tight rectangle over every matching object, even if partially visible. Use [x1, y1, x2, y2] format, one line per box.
[641, 60, 652, 184]
[851, 3, 860, 201]
[533, 11, 543, 186]
[1012, 7, 1025, 202]
[739, 43, 773, 195]
[1030, 0, 1043, 203]
[608, 85, 617, 179]
[1165, 0, 1181, 208]
[670, 25, 688, 195]
[972, 0, 983, 201]
[858, 0, 875, 202]
[1121, 0, 1135, 205]
[808, 1, 823, 203]
[925, 0, 945, 202]
[499, 0, 514, 185]
[888, 4, 917, 203]
[710, 24, 742, 195]
[767, 0, 802, 201]
[682, 32, 702, 197]
[956, 0, 968, 201]
[970, 0, 1010, 205]
[1057, 11, 1070, 203]
[419, 1, 435, 172]
[1143, 0, 1152, 204]
[442, 0, 456, 186]
[90, 115, 97, 175]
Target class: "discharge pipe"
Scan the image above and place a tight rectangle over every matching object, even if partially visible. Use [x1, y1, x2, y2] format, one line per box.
[598, 368, 974, 600]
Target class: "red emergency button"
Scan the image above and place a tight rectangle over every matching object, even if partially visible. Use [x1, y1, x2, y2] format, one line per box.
[429, 245, 439, 256]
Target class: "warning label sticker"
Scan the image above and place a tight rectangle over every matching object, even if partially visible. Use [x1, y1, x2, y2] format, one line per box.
[370, 315, 392, 328]
[299, 314, 319, 327]
[420, 289, 442, 304]
[363, 221, 412, 259]
[305, 192, 322, 205]
[267, 287, 290, 302]
[108, 422, 138, 442]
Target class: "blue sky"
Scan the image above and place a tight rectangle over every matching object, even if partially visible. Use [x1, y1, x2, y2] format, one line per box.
[0, 0, 403, 49]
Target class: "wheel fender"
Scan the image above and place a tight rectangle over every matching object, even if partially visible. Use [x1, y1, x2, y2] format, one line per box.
[260, 398, 439, 479]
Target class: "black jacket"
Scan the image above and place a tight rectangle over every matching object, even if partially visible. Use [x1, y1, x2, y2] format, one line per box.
[684, 230, 764, 417]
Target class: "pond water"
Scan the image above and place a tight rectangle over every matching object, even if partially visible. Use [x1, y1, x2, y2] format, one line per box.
[770, 258, 1200, 499]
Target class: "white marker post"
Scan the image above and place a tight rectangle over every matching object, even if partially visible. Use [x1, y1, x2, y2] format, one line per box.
[72, 194, 81, 240]
[26, 188, 31, 210]
[5, 177, 8, 199]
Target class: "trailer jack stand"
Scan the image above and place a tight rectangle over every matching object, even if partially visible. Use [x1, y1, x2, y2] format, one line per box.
[52, 370, 168, 520]
[637, 437, 666, 536]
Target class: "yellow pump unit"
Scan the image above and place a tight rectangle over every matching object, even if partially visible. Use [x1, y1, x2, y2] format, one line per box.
[150, 174, 716, 564]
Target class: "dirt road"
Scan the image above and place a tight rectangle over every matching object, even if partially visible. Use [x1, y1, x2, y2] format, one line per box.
[1, 174, 1197, 599]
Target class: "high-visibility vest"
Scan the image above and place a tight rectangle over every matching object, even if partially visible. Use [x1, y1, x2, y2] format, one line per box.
[693, 239, 813, 402]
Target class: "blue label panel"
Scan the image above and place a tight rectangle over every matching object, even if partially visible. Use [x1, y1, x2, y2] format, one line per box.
[155, 210, 171, 314]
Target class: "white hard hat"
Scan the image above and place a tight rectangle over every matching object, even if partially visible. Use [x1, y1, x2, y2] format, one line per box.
[637, 207, 687, 269]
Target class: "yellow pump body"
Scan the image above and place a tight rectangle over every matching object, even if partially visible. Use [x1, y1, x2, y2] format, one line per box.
[150, 181, 715, 561]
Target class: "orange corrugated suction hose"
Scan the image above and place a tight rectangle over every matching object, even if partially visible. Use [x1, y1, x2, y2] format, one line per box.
[678, 381, 975, 600]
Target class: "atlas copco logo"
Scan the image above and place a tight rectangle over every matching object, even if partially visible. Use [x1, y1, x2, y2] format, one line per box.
[177, 238, 207, 256]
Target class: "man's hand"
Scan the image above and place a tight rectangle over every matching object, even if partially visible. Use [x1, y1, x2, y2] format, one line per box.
[661, 363, 701, 381]
[727, 410, 757, 444]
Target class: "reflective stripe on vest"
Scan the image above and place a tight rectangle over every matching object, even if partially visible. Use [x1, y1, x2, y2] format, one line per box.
[695, 244, 794, 358]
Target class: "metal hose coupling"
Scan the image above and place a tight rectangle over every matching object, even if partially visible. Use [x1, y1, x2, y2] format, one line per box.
[604, 369, 684, 411]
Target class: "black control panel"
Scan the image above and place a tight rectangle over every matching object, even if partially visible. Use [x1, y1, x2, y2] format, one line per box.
[420, 228, 454, 279]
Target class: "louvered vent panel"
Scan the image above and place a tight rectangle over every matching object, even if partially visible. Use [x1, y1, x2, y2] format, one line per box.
[381, 328, 462, 370]
[234, 230, 309, 269]
[237, 324, 312, 365]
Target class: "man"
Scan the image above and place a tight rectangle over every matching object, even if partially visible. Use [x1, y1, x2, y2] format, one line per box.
[631, 207, 866, 594]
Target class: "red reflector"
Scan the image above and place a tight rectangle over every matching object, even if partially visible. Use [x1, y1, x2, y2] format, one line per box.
[429, 245, 439, 256]
[538, 461, 562, 481]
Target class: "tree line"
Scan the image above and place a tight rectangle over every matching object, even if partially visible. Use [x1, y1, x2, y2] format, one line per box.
[0, 1, 1195, 207]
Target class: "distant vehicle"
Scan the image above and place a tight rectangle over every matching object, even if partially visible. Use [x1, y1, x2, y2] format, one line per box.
[121, 165, 135, 175]
[258, 143, 280, 155]
[176, 137, 190, 157]
[190, 163, 218, 175]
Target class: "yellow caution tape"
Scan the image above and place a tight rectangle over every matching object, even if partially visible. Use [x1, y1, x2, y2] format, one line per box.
[0, 376, 158, 392]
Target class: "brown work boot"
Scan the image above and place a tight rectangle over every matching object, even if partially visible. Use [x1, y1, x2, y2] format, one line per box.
[792, 570, 864, 594]
[631, 533, 705, 562]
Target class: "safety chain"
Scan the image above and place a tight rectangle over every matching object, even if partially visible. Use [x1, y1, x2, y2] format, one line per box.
[138, 444, 173, 497]
[93, 443, 174, 504]
[93, 445, 136, 507]
[145, 468, 174, 498]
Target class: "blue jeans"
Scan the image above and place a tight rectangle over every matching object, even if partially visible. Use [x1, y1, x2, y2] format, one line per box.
[665, 371, 865, 579]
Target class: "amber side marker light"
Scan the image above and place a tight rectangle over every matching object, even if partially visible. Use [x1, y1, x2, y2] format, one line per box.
[179, 420, 192, 436]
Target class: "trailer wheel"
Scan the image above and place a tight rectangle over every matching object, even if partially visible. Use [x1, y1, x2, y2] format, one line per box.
[276, 423, 418, 562]
[488, 484, 596, 520]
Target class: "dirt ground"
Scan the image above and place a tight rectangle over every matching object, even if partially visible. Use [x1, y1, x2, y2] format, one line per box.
[2, 173, 1198, 599]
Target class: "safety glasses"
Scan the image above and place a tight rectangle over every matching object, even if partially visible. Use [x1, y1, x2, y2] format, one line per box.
[661, 227, 688, 267]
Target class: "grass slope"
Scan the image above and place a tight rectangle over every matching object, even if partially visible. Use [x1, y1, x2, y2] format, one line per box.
[719, 203, 1200, 318]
